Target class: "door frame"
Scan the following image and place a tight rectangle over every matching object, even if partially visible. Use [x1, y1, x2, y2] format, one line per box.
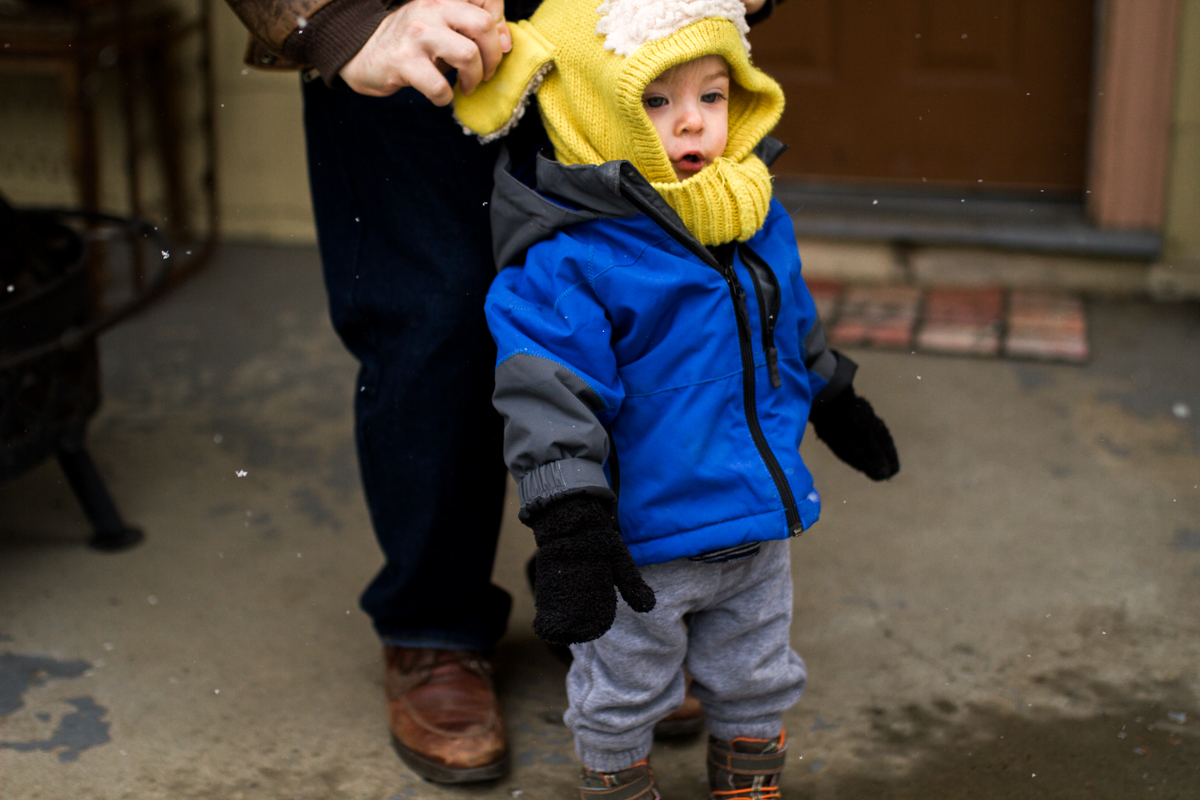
[1088, 0, 1182, 231]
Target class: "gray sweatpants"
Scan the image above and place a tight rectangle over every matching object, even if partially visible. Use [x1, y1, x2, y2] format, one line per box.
[564, 539, 806, 772]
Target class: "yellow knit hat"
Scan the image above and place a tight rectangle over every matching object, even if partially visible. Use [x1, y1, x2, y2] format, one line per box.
[454, 0, 785, 246]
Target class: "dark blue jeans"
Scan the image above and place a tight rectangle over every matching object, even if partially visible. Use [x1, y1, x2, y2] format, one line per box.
[303, 76, 511, 652]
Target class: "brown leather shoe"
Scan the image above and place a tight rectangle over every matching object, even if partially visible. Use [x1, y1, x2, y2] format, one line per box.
[384, 646, 509, 783]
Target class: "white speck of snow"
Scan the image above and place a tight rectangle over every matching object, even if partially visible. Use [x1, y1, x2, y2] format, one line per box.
[872, 199, 878, 205]
[148, 595, 158, 605]
[236, 470, 248, 477]
[103, 642, 114, 651]
[296, 15, 308, 27]
[6, 285, 13, 292]
[214, 689, 220, 694]
[1169, 711, 1188, 724]
[161, 250, 170, 259]
[1172, 402, 1191, 419]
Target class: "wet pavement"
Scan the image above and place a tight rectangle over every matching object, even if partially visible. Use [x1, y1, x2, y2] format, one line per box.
[1, 244, 1198, 799]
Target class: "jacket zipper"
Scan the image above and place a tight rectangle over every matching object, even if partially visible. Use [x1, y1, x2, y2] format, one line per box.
[714, 246, 803, 535]
[737, 243, 782, 389]
[619, 184, 804, 535]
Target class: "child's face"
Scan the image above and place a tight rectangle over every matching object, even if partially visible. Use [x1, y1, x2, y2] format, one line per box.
[642, 56, 730, 182]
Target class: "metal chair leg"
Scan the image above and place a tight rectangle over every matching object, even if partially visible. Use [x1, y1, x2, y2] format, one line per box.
[56, 440, 144, 551]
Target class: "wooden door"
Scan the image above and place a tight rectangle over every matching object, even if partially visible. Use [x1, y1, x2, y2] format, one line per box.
[749, 0, 1095, 192]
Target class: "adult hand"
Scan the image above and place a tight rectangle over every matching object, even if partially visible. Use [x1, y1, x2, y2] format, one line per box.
[339, 0, 512, 104]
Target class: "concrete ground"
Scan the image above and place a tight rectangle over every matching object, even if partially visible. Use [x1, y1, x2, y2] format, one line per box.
[2, 243, 1199, 800]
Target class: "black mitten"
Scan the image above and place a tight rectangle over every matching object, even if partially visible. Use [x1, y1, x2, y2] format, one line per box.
[527, 495, 656, 645]
[810, 383, 900, 481]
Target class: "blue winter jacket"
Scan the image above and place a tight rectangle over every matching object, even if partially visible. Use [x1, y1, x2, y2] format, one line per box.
[485, 141, 849, 566]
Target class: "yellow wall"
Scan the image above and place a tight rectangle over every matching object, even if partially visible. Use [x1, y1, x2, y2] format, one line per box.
[210, 2, 316, 242]
[1164, 0, 1200, 264]
[0, 1, 315, 243]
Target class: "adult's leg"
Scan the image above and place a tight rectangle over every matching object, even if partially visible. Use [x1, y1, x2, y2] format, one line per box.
[302, 75, 510, 651]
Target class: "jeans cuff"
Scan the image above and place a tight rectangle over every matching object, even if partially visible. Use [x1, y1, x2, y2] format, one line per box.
[378, 634, 495, 653]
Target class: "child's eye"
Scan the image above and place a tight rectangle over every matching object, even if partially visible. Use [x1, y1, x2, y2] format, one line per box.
[701, 92, 725, 104]
[643, 96, 668, 108]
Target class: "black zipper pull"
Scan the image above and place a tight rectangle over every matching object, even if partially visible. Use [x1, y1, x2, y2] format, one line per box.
[767, 345, 781, 388]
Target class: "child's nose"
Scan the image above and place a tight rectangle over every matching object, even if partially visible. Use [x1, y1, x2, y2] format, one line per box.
[676, 105, 704, 135]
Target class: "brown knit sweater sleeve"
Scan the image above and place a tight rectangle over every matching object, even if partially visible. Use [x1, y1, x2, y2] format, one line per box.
[282, 0, 394, 81]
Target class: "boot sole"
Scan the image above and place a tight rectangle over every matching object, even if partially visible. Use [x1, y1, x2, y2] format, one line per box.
[390, 734, 510, 784]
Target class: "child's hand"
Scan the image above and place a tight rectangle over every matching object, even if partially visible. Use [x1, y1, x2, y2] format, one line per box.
[526, 496, 656, 645]
[809, 384, 900, 481]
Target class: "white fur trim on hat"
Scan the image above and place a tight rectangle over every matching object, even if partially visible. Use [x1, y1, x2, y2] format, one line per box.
[595, 0, 751, 57]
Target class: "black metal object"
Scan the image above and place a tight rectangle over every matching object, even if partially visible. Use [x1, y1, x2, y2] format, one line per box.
[1, 202, 171, 550]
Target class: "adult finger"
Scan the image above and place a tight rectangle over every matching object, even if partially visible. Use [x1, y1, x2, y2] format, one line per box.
[402, 56, 456, 105]
[439, 0, 505, 86]
[475, 0, 512, 54]
[420, 22, 486, 94]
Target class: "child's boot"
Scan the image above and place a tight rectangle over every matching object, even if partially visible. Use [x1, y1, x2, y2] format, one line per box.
[579, 760, 660, 800]
[707, 732, 787, 800]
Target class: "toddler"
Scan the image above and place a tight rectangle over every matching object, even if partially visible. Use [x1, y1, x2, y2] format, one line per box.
[455, 0, 899, 796]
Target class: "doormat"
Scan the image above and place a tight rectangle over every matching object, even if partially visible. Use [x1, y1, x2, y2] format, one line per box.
[808, 283, 1089, 363]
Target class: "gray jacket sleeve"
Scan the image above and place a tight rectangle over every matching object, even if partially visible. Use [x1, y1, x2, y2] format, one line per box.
[804, 311, 857, 402]
[493, 354, 615, 521]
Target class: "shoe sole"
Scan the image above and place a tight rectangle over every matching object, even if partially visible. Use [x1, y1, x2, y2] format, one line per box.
[390, 734, 510, 784]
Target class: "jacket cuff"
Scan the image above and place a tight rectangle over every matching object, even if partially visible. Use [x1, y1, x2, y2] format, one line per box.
[517, 458, 614, 522]
[813, 349, 857, 406]
[282, 0, 392, 83]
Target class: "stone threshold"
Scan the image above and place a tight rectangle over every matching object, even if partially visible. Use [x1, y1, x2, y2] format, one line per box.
[795, 239, 1200, 301]
[778, 182, 1161, 260]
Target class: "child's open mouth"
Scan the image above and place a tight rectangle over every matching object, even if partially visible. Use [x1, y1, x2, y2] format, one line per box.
[676, 153, 706, 174]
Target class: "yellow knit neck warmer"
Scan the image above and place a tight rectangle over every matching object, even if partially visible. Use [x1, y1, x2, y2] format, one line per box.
[454, 1, 784, 246]
[650, 154, 773, 246]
